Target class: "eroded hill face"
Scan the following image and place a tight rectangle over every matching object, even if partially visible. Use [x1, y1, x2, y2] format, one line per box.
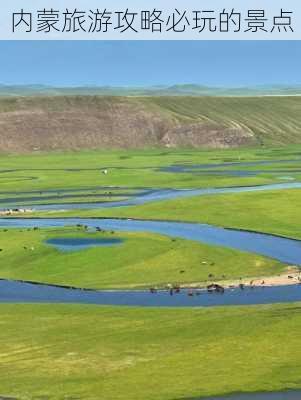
[0, 95, 300, 153]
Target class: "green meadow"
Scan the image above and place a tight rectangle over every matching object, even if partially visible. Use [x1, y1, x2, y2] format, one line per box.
[0, 227, 284, 289]
[1, 145, 300, 288]
[64, 188, 301, 240]
[1, 145, 301, 399]
[1, 303, 301, 400]
[0, 145, 301, 192]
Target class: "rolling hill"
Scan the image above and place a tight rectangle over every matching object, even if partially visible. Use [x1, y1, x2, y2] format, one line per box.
[0, 95, 301, 152]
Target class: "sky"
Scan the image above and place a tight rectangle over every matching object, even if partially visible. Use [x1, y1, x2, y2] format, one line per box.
[0, 41, 300, 87]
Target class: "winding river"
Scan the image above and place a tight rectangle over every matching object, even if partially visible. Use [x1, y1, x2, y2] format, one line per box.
[0, 215, 301, 307]
[1, 279, 301, 308]
[1, 170, 301, 400]
[1, 182, 301, 211]
[1, 179, 301, 307]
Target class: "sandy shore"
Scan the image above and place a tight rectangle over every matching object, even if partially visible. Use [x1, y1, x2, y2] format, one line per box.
[224, 272, 301, 288]
[181, 267, 301, 290]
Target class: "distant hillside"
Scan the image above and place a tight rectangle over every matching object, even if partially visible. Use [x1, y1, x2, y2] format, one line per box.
[0, 95, 301, 152]
[0, 84, 301, 97]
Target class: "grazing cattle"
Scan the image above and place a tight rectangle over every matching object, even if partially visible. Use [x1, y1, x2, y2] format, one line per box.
[207, 283, 225, 294]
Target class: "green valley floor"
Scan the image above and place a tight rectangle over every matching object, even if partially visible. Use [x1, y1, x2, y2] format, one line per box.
[1, 146, 301, 400]
[1, 303, 301, 400]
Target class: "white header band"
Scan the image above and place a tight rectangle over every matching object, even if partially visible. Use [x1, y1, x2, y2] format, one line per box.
[2, 0, 300, 40]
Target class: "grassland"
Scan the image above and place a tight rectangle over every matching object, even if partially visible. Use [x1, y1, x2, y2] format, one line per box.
[63, 188, 301, 241]
[1, 147, 298, 242]
[1, 303, 301, 400]
[1, 146, 300, 286]
[0, 227, 284, 288]
[1, 146, 301, 399]
[0, 145, 301, 192]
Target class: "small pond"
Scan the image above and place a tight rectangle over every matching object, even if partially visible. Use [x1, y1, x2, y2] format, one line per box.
[46, 237, 123, 252]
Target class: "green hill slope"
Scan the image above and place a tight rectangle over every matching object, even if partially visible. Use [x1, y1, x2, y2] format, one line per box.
[144, 96, 301, 145]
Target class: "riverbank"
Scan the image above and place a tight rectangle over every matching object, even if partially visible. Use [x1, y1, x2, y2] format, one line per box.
[183, 268, 301, 291]
[0, 208, 32, 216]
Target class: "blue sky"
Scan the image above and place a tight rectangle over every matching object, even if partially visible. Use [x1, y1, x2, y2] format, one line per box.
[0, 41, 300, 87]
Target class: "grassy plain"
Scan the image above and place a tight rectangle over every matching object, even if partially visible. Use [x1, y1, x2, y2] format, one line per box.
[1, 303, 301, 400]
[0, 146, 300, 287]
[0, 146, 301, 400]
[0, 227, 284, 288]
[1, 84, 301, 400]
[61, 188, 301, 240]
[0, 146, 301, 192]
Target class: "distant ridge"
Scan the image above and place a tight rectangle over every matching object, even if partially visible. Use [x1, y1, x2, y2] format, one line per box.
[0, 84, 301, 97]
